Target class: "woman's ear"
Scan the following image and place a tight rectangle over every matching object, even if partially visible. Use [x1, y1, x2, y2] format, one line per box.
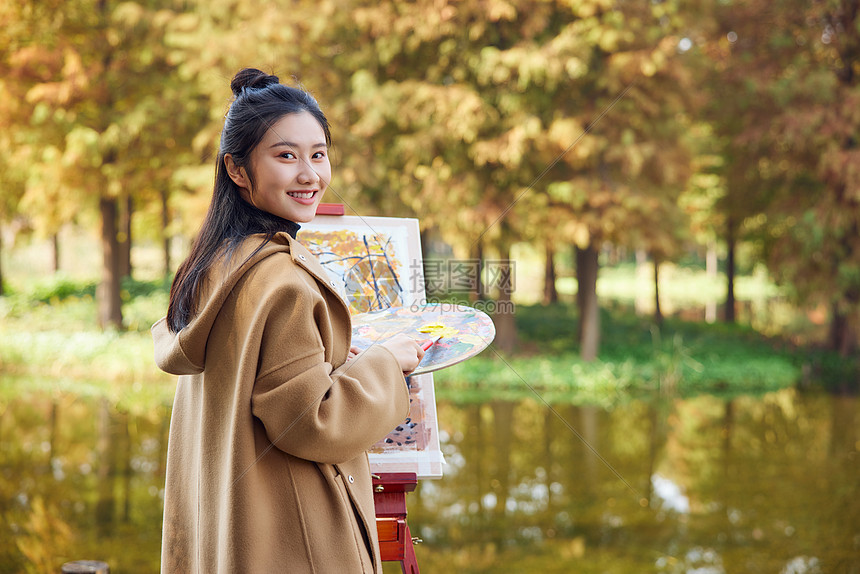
[224, 154, 250, 190]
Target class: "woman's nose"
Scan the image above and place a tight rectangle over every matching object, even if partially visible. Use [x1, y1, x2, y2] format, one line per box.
[297, 160, 320, 185]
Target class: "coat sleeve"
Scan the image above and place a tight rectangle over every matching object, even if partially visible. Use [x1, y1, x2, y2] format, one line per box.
[249, 271, 410, 464]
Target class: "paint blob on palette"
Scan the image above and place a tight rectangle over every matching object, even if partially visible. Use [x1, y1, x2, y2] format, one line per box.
[351, 303, 496, 375]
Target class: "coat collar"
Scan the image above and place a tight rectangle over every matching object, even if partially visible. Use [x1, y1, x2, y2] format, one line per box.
[280, 232, 352, 316]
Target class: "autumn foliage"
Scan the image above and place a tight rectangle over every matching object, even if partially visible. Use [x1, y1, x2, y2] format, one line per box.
[1, 0, 858, 356]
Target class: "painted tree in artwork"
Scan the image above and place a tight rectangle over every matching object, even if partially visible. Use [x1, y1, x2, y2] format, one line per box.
[300, 229, 407, 313]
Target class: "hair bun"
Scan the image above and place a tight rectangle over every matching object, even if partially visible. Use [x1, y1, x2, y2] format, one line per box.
[231, 68, 280, 96]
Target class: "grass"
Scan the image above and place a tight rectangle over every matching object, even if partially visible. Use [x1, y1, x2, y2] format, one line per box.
[433, 302, 805, 406]
[0, 275, 176, 411]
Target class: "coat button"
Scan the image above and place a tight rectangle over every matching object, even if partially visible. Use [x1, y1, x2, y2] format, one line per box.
[348, 475, 355, 484]
[298, 254, 307, 261]
[329, 280, 337, 288]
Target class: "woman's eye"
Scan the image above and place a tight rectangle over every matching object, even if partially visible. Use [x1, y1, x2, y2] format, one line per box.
[280, 152, 296, 159]
[312, 151, 326, 159]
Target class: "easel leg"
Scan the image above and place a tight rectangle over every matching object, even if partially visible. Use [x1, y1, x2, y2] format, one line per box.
[400, 522, 420, 574]
[374, 472, 421, 574]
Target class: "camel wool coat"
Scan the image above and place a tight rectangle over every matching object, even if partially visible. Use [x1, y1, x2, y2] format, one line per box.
[152, 231, 410, 573]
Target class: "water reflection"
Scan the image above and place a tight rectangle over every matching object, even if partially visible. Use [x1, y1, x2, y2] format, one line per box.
[1, 388, 167, 572]
[1, 384, 857, 573]
[406, 391, 860, 574]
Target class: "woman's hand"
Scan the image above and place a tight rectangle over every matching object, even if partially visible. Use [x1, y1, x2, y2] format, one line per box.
[381, 333, 425, 375]
[346, 346, 361, 361]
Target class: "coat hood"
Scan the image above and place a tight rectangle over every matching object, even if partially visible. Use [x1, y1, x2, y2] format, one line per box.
[152, 232, 338, 376]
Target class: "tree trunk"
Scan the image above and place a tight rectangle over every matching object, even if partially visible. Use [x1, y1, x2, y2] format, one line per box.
[117, 193, 132, 279]
[492, 244, 517, 353]
[829, 303, 857, 357]
[476, 240, 485, 300]
[98, 196, 123, 329]
[470, 240, 485, 303]
[576, 243, 600, 361]
[724, 218, 736, 323]
[543, 242, 558, 305]
[653, 254, 663, 325]
[161, 188, 171, 278]
[52, 232, 61, 272]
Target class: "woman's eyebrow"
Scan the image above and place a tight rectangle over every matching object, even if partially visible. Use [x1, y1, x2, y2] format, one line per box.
[269, 141, 327, 149]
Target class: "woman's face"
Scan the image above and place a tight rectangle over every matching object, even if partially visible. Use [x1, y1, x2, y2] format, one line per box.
[240, 111, 331, 223]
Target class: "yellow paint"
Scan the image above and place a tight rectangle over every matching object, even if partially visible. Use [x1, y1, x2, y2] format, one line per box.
[418, 323, 458, 338]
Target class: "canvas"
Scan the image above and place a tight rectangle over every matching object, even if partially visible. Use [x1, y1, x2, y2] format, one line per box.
[301, 215, 444, 478]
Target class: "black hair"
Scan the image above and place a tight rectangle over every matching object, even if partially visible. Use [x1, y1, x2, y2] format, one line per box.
[166, 68, 331, 332]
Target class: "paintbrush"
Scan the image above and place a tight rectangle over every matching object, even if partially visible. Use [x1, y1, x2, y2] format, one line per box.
[418, 322, 454, 351]
[421, 334, 443, 351]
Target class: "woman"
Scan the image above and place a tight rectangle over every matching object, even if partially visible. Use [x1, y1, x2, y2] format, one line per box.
[152, 68, 424, 573]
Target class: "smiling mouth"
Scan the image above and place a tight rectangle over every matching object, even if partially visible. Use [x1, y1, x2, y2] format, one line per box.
[287, 191, 316, 199]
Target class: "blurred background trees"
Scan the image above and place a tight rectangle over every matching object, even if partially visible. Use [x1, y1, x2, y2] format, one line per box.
[1, 0, 858, 357]
[0, 0, 206, 327]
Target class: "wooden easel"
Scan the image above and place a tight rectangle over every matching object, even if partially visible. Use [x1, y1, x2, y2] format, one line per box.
[313, 204, 423, 573]
[373, 472, 420, 574]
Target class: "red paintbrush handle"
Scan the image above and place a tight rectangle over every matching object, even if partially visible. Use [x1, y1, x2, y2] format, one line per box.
[421, 336, 441, 351]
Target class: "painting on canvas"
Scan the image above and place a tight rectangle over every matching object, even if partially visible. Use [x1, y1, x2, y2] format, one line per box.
[301, 215, 443, 478]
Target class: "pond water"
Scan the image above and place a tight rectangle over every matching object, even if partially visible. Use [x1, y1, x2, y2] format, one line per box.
[1, 385, 857, 573]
